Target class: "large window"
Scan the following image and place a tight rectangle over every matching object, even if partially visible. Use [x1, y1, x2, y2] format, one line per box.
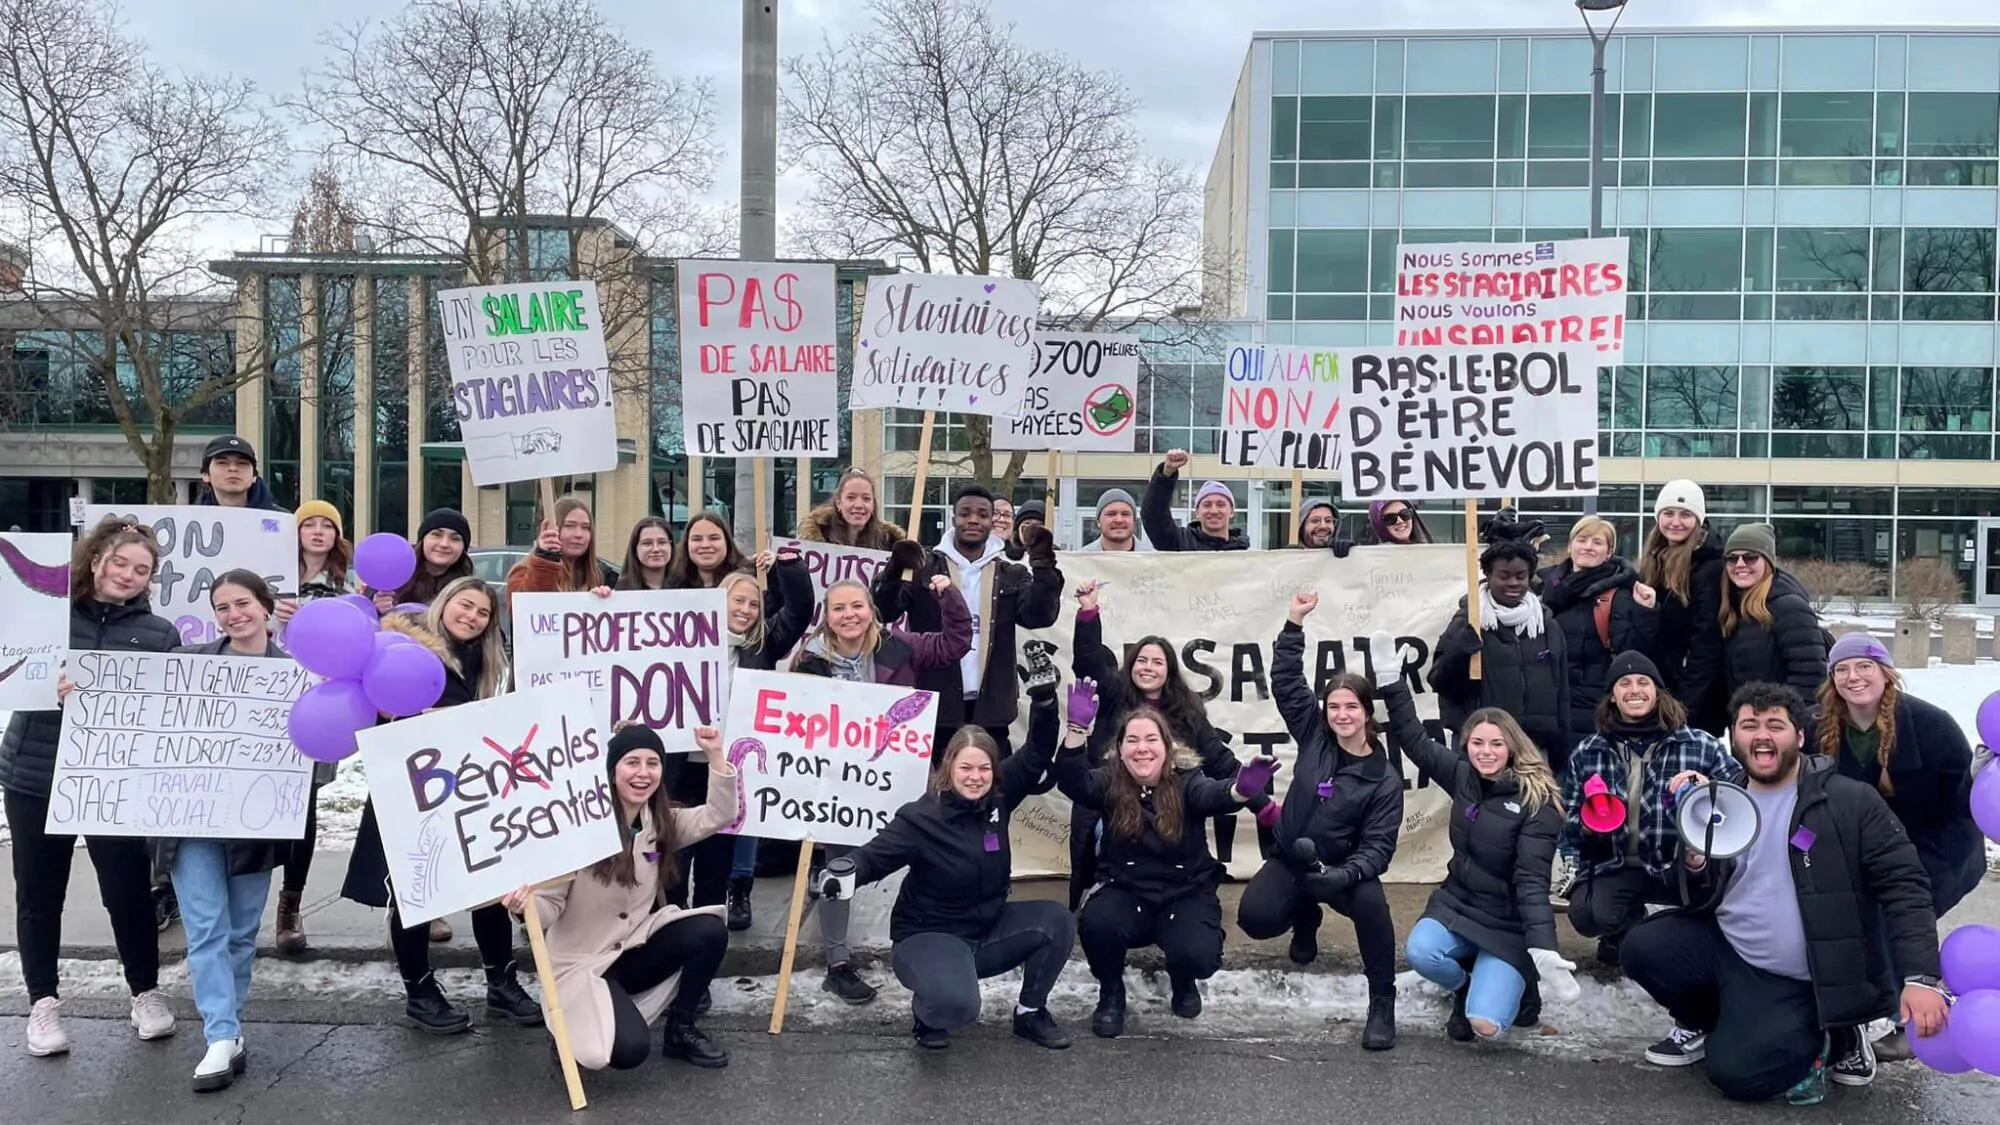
[1772, 366, 1868, 436]
[1298, 96, 1370, 160]
[1402, 95, 1494, 160]
[1645, 366, 1738, 430]
[1905, 92, 2000, 186]
[1654, 94, 1747, 157]
[1903, 228, 1997, 322]
[264, 276, 303, 508]
[1294, 230, 1368, 293]
[372, 277, 411, 537]
[317, 277, 357, 525]
[1776, 228, 1868, 319]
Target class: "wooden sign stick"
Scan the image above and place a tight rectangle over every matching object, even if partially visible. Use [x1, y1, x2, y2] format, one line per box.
[1464, 497, 1484, 680]
[521, 888, 587, 1111]
[767, 838, 818, 1034]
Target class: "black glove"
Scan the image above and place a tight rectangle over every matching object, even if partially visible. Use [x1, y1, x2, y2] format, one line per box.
[1021, 525, 1056, 566]
[888, 539, 925, 578]
[1480, 506, 1547, 546]
[1303, 865, 1356, 903]
[1018, 639, 1060, 700]
[1331, 536, 1354, 559]
[1442, 625, 1484, 655]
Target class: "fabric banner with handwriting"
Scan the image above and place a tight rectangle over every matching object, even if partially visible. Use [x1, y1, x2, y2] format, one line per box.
[1005, 547, 1466, 883]
[82, 505, 297, 647]
[993, 331, 1141, 452]
[47, 651, 314, 839]
[511, 589, 729, 753]
[849, 273, 1041, 418]
[0, 532, 70, 710]
[677, 260, 839, 457]
[719, 671, 937, 848]
[435, 279, 618, 486]
[356, 681, 623, 926]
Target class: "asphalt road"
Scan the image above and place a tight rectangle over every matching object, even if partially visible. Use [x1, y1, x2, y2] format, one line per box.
[8, 998, 1999, 1125]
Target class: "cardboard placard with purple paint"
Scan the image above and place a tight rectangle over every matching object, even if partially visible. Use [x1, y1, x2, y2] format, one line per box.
[848, 273, 1041, 418]
[82, 505, 297, 647]
[0, 532, 71, 709]
[509, 589, 729, 753]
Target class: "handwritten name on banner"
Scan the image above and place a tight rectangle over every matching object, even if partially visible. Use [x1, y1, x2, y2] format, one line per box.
[356, 681, 622, 926]
[1394, 237, 1629, 354]
[993, 331, 1141, 453]
[511, 589, 729, 752]
[721, 671, 937, 848]
[0, 532, 70, 710]
[1338, 346, 1600, 501]
[678, 260, 839, 458]
[83, 505, 296, 646]
[849, 273, 1041, 418]
[47, 651, 314, 839]
[436, 279, 619, 487]
[1219, 344, 1341, 470]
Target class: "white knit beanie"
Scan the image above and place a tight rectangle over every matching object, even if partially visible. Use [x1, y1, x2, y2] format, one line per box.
[1652, 479, 1707, 523]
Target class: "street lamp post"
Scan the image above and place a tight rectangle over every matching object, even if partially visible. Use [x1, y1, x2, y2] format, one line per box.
[1577, 0, 1628, 518]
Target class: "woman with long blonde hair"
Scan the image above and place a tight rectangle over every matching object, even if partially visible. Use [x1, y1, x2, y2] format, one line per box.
[1537, 515, 1660, 772]
[1679, 522, 1826, 733]
[1372, 630, 1576, 1044]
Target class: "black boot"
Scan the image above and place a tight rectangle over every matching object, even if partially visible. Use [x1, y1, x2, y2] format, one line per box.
[1361, 986, 1396, 1051]
[1091, 979, 1127, 1039]
[661, 1011, 728, 1068]
[484, 962, 544, 1027]
[726, 877, 754, 932]
[1169, 976, 1202, 1020]
[1514, 976, 1542, 1029]
[403, 973, 471, 1035]
[1288, 919, 1319, 966]
[1446, 985, 1474, 1043]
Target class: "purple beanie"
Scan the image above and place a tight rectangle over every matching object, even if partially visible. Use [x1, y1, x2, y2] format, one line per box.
[1828, 631, 1892, 670]
[1194, 480, 1234, 510]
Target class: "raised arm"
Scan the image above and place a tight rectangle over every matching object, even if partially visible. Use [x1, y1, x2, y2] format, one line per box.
[759, 552, 816, 659]
[1013, 528, 1063, 629]
[894, 578, 974, 671]
[1001, 689, 1062, 808]
[1377, 671, 1463, 789]
[1141, 457, 1192, 552]
[1272, 593, 1325, 747]
[1051, 724, 1106, 810]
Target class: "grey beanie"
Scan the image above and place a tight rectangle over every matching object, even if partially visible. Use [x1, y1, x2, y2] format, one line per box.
[1095, 488, 1138, 518]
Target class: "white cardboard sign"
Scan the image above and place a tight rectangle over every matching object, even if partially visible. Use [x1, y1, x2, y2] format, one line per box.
[0, 532, 71, 710]
[1393, 236, 1630, 354]
[994, 331, 1142, 452]
[849, 273, 1041, 418]
[509, 588, 730, 752]
[356, 681, 623, 926]
[1219, 344, 1342, 470]
[82, 505, 296, 647]
[47, 651, 314, 839]
[435, 280, 619, 486]
[677, 259, 840, 458]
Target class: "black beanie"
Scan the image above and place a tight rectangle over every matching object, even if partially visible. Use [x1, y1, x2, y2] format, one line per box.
[606, 724, 665, 775]
[417, 508, 472, 544]
[1607, 650, 1662, 688]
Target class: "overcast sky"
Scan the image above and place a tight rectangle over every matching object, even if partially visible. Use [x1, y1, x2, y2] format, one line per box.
[115, 0, 2000, 259]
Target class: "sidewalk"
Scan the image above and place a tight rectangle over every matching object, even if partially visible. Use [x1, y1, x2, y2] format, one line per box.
[2, 848, 1993, 978]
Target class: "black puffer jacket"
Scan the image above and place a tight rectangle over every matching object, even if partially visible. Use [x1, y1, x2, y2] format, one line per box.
[1538, 557, 1659, 752]
[1647, 537, 1725, 699]
[1382, 678, 1562, 980]
[0, 597, 181, 800]
[1428, 596, 1570, 756]
[1682, 569, 1826, 732]
[850, 695, 1058, 942]
[1829, 693, 1987, 891]
[1269, 621, 1403, 884]
[1677, 756, 1940, 1028]
[1141, 467, 1250, 551]
[1053, 743, 1242, 903]
[876, 539, 1063, 729]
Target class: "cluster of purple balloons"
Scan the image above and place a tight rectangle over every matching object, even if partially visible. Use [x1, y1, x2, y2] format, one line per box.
[285, 534, 447, 763]
[1909, 689, 2000, 1075]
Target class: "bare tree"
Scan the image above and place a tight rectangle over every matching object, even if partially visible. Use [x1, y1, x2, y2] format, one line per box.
[782, 0, 1212, 493]
[291, 159, 360, 253]
[0, 0, 290, 500]
[287, 0, 731, 409]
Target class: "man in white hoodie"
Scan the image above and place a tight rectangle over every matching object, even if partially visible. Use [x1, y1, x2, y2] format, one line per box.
[877, 484, 1064, 756]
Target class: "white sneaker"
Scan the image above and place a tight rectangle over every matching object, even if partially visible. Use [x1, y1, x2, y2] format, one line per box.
[130, 989, 176, 1040]
[193, 1039, 237, 1092]
[27, 997, 68, 1057]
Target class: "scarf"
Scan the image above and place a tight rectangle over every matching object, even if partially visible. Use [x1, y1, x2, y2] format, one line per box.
[806, 635, 872, 683]
[1480, 584, 1545, 639]
[1606, 712, 1668, 742]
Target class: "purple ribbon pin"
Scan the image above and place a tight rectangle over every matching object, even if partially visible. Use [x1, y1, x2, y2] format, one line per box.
[1789, 826, 1816, 852]
[643, 851, 661, 863]
[983, 832, 1001, 853]
[1317, 780, 1335, 799]
[1464, 804, 1480, 822]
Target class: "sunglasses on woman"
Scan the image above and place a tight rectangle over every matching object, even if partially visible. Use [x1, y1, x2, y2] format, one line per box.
[1382, 509, 1412, 524]
[1724, 552, 1763, 566]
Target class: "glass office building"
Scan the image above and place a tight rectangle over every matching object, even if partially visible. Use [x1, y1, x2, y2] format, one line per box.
[1206, 27, 2000, 600]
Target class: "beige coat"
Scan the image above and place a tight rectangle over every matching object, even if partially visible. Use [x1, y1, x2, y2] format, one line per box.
[530, 762, 738, 1071]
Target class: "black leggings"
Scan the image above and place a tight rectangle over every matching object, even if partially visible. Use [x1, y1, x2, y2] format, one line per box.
[5, 787, 160, 1002]
[1078, 886, 1224, 985]
[281, 782, 322, 895]
[606, 914, 728, 1070]
[1237, 858, 1399, 989]
[390, 903, 515, 985]
[890, 901, 1076, 1030]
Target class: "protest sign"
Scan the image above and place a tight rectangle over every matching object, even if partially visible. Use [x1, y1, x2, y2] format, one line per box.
[1393, 236, 1629, 354]
[1219, 343, 1341, 470]
[435, 279, 619, 487]
[849, 273, 1041, 418]
[0, 532, 70, 710]
[510, 589, 729, 751]
[677, 260, 839, 458]
[83, 505, 296, 646]
[1337, 345, 1599, 501]
[47, 651, 314, 839]
[770, 538, 891, 661]
[720, 670, 936, 848]
[1008, 547, 1465, 882]
[993, 331, 1141, 452]
[356, 681, 623, 926]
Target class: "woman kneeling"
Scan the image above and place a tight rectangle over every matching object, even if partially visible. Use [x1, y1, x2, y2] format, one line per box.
[504, 724, 739, 1071]
[1056, 684, 1278, 1037]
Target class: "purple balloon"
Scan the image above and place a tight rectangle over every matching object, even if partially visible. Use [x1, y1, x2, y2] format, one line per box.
[286, 599, 376, 680]
[1943, 924, 2000, 996]
[1974, 767, 2000, 845]
[362, 640, 447, 718]
[337, 593, 379, 621]
[288, 677, 377, 763]
[1951, 989, 2000, 1075]
[372, 630, 414, 653]
[354, 533, 418, 593]
[1909, 1013, 1974, 1074]
[1979, 691, 2000, 752]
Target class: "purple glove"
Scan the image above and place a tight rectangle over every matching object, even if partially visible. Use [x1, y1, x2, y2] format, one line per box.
[1234, 755, 1281, 800]
[1065, 678, 1099, 730]
[1253, 797, 1281, 830]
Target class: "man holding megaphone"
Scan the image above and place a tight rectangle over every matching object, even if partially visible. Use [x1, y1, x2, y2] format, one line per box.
[1619, 682, 1948, 1106]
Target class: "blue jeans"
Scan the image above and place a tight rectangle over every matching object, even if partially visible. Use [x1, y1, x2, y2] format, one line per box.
[1405, 917, 1527, 1037]
[171, 842, 270, 1044]
[730, 835, 758, 879]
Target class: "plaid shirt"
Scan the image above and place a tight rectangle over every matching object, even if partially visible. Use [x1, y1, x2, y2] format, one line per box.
[1560, 725, 1744, 879]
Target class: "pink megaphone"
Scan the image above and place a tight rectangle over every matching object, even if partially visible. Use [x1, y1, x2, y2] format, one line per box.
[1580, 774, 1628, 835]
